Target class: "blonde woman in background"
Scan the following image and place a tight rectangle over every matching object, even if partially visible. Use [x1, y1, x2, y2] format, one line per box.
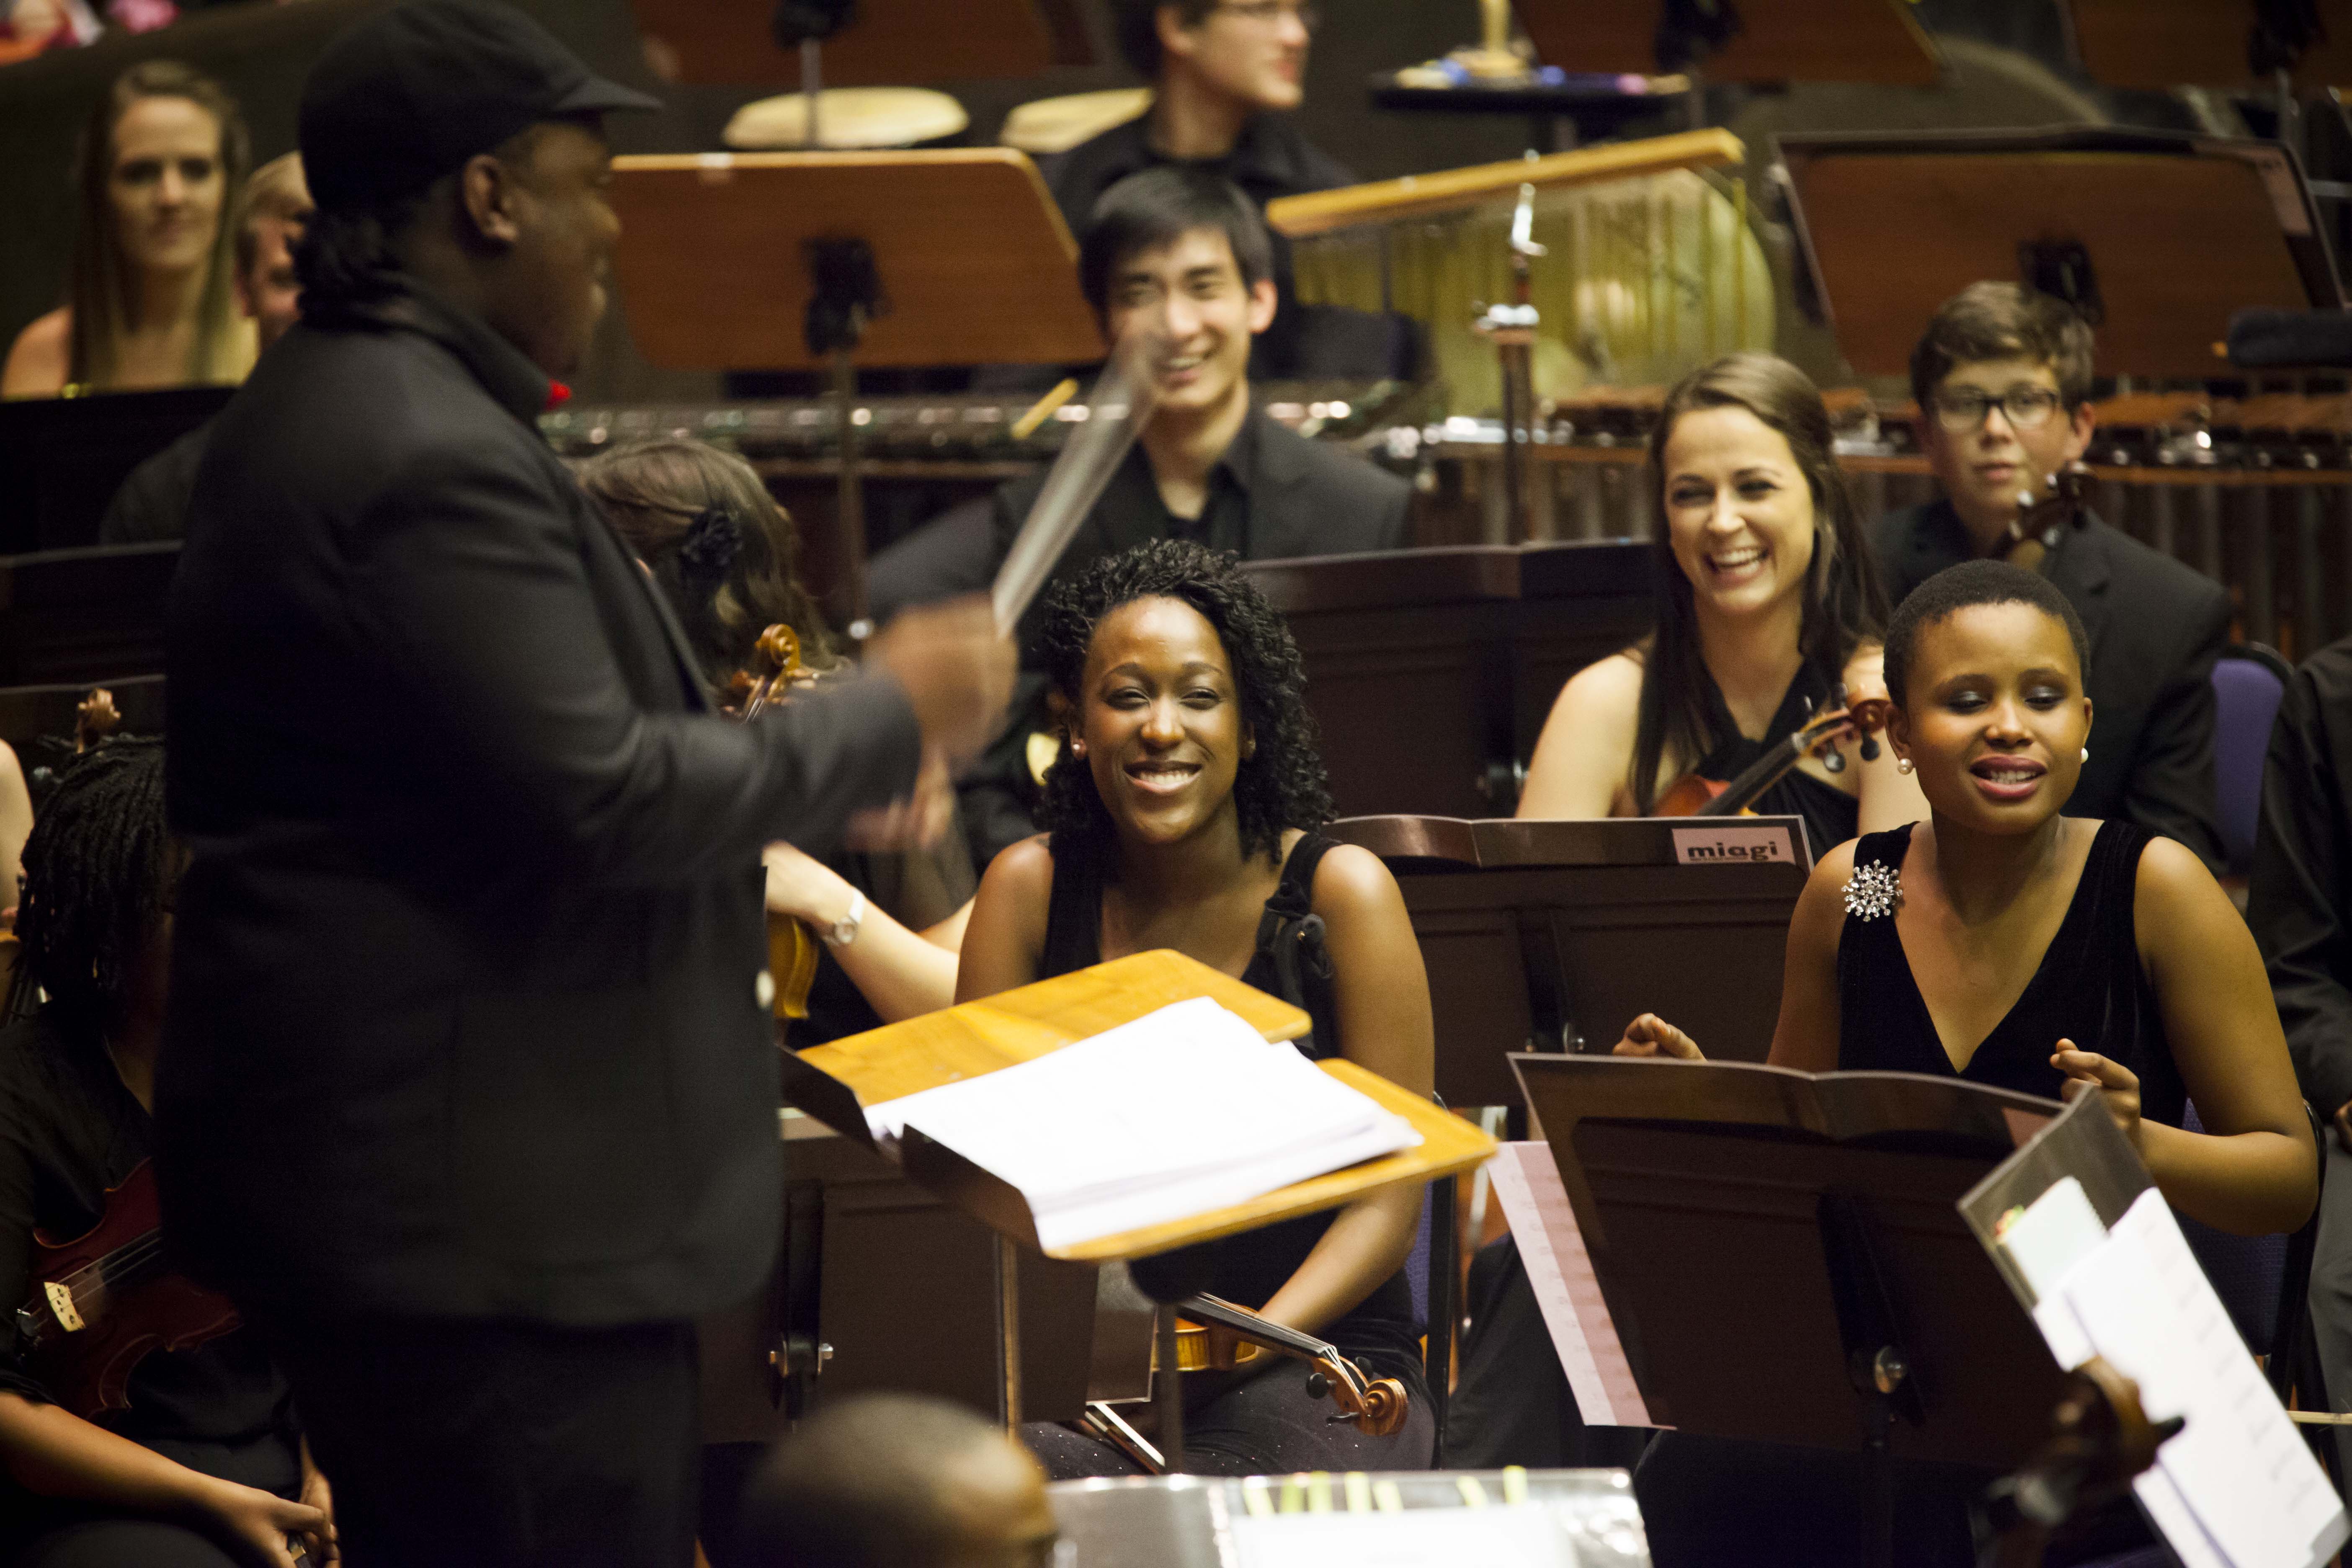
[5, 59, 253, 397]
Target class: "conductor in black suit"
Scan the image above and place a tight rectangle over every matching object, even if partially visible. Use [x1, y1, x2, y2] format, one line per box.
[868, 165, 1409, 865]
[155, 7, 1013, 1566]
[1876, 282, 2229, 870]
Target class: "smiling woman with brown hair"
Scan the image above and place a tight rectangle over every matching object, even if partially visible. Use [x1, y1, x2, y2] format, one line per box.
[957, 538, 1437, 1478]
[4, 61, 254, 398]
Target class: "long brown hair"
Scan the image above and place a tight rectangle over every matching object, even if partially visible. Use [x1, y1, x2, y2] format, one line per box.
[1627, 353, 1890, 811]
[66, 59, 251, 389]
[576, 439, 841, 684]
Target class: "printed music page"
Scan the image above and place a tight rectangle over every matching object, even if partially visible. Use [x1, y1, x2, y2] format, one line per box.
[1485, 1141, 1659, 1429]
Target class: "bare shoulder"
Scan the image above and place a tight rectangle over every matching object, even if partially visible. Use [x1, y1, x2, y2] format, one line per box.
[2130, 828, 2231, 926]
[2, 309, 69, 398]
[1558, 648, 1645, 715]
[977, 833, 1056, 907]
[1310, 840, 1407, 923]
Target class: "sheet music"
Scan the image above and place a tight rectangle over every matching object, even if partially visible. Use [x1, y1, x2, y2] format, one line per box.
[864, 997, 1420, 1250]
[1228, 1503, 1575, 1567]
[2027, 1187, 2347, 1568]
[1485, 1142, 1658, 1429]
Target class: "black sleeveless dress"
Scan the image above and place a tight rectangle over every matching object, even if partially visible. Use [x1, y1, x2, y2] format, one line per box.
[1836, 818, 2187, 1127]
[1037, 831, 1424, 1385]
[1694, 662, 1861, 858]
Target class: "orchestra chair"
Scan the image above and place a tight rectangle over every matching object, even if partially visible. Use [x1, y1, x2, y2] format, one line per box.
[2211, 642, 2293, 878]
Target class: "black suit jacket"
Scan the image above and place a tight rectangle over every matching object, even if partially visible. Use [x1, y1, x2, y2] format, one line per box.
[158, 281, 924, 1326]
[2249, 637, 2352, 1116]
[1876, 500, 2230, 870]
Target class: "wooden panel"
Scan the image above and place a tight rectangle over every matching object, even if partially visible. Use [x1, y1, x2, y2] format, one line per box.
[627, 0, 1076, 88]
[1514, 0, 1939, 86]
[609, 151, 1103, 370]
[2070, 0, 2352, 92]
[1266, 129, 1743, 239]
[1282, 602, 1516, 820]
[1790, 152, 2318, 379]
[798, 949, 1310, 1107]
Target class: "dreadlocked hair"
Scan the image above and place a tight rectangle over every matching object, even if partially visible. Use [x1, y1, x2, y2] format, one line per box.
[7, 738, 169, 1049]
[1034, 540, 1332, 867]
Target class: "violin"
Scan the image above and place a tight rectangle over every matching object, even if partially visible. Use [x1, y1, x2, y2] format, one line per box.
[727, 624, 823, 1022]
[1656, 689, 1895, 818]
[13, 1159, 242, 1419]
[1159, 1295, 1408, 1437]
[1982, 1354, 2174, 1568]
[1993, 463, 2093, 565]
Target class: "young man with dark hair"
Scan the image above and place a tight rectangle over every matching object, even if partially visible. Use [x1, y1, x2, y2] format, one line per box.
[872, 165, 1409, 865]
[1049, 0, 1359, 378]
[1876, 280, 2230, 869]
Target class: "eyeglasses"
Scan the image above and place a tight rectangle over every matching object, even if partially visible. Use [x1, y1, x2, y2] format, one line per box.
[1212, 1, 1322, 29]
[1930, 386, 2065, 433]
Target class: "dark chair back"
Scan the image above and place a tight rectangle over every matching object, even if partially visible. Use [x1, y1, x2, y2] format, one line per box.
[2213, 643, 2292, 876]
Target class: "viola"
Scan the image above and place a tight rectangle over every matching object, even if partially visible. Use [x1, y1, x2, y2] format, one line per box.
[727, 624, 823, 1021]
[13, 1159, 241, 1420]
[1655, 689, 1895, 818]
[1992, 463, 2093, 564]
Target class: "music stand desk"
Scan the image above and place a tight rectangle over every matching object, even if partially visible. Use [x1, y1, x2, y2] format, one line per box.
[1332, 815, 1810, 1105]
[1514, 1054, 2072, 1563]
[1778, 126, 2343, 381]
[1511, 0, 1941, 87]
[1264, 128, 1743, 239]
[610, 150, 1101, 372]
[623, 0, 1086, 88]
[2068, 0, 2352, 95]
[0, 542, 178, 686]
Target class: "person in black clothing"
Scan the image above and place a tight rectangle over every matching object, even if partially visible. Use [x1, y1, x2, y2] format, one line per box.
[0, 739, 334, 1568]
[2249, 632, 2352, 1475]
[958, 540, 1436, 1476]
[1616, 561, 2311, 1565]
[872, 167, 1410, 869]
[154, 7, 1013, 1567]
[99, 152, 313, 547]
[1049, 0, 1372, 379]
[1876, 281, 2231, 871]
[1516, 352, 1927, 854]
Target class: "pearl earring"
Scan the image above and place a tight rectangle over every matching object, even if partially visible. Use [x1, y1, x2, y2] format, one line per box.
[1070, 739, 1084, 756]
[1895, 756, 1914, 775]
[2079, 746, 2089, 763]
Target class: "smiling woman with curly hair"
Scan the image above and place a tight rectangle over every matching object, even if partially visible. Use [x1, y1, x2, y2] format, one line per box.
[959, 539, 1438, 1480]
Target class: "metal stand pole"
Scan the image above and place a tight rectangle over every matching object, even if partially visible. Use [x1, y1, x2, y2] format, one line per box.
[829, 346, 871, 640]
[802, 238, 885, 643]
[995, 1233, 1023, 1430]
[1474, 182, 1545, 545]
[800, 39, 823, 148]
[1154, 1306, 1186, 1473]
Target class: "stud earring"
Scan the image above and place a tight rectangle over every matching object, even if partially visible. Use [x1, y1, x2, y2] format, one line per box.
[2079, 746, 2089, 763]
[1070, 739, 1084, 756]
[1895, 756, 1914, 775]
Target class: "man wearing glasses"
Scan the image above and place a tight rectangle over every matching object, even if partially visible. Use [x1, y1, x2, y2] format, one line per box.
[1876, 281, 2230, 869]
[1045, 0, 1360, 379]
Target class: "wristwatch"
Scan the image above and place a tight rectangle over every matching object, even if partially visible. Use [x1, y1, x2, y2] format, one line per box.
[823, 890, 866, 949]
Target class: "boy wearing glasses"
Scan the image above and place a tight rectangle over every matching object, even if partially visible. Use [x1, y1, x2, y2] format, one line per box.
[1045, 0, 1356, 378]
[1877, 280, 2230, 868]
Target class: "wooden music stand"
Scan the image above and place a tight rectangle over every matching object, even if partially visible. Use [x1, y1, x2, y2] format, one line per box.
[1777, 126, 2344, 381]
[779, 950, 1496, 1448]
[1510, 0, 1942, 88]
[1514, 1054, 2074, 1568]
[1329, 815, 1810, 1107]
[2068, 0, 2352, 95]
[624, 0, 1089, 89]
[609, 149, 1101, 628]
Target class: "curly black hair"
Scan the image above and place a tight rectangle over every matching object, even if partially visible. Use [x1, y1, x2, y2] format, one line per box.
[1883, 560, 2089, 709]
[1034, 540, 1331, 865]
[7, 737, 170, 1048]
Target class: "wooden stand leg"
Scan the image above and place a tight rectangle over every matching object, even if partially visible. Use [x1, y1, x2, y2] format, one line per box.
[1155, 1306, 1186, 1473]
[995, 1232, 1022, 1430]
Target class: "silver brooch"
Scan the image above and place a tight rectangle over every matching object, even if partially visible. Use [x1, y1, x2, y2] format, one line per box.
[1843, 861, 1903, 921]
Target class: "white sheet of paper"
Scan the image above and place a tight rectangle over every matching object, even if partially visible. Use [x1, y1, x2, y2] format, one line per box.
[1227, 1503, 1573, 1568]
[1485, 1141, 1658, 1428]
[2057, 1188, 2348, 1568]
[1999, 1174, 2109, 1301]
[862, 997, 1420, 1250]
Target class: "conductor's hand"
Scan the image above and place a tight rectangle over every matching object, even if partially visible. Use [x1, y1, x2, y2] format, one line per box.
[867, 598, 1015, 768]
[2053, 1041, 2143, 1152]
[845, 746, 955, 852]
[1614, 1014, 1703, 1060]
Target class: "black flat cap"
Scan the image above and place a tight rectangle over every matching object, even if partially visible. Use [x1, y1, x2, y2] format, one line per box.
[301, 0, 660, 212]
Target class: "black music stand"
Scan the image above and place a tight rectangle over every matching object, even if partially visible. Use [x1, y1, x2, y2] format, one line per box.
[624, 0, 1088, 90]
[0, 543, 178, 686]
[1777, 126, 2343, 382]
[608, 149, 1101, 631]
[1512, 0, 1942, 88]
[0, 386, 230, 554]
[1514, 1054, 2074, 1568]
[1329, 815, 1811, 1109]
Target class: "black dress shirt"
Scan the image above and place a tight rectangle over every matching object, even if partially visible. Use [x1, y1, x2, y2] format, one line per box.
[1041, 113, 1395, 380]
[1876, 499, 2230, 871]
[160, 277, 926, 1326]
[2250, 637, 2352, 1117]
[0, 1013, 301, 1534]
[98, 421, 211, 545]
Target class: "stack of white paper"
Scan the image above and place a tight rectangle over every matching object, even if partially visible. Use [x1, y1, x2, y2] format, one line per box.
[863, 996, 1422, 1251]
[2012, 1184, 2349, 1568]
